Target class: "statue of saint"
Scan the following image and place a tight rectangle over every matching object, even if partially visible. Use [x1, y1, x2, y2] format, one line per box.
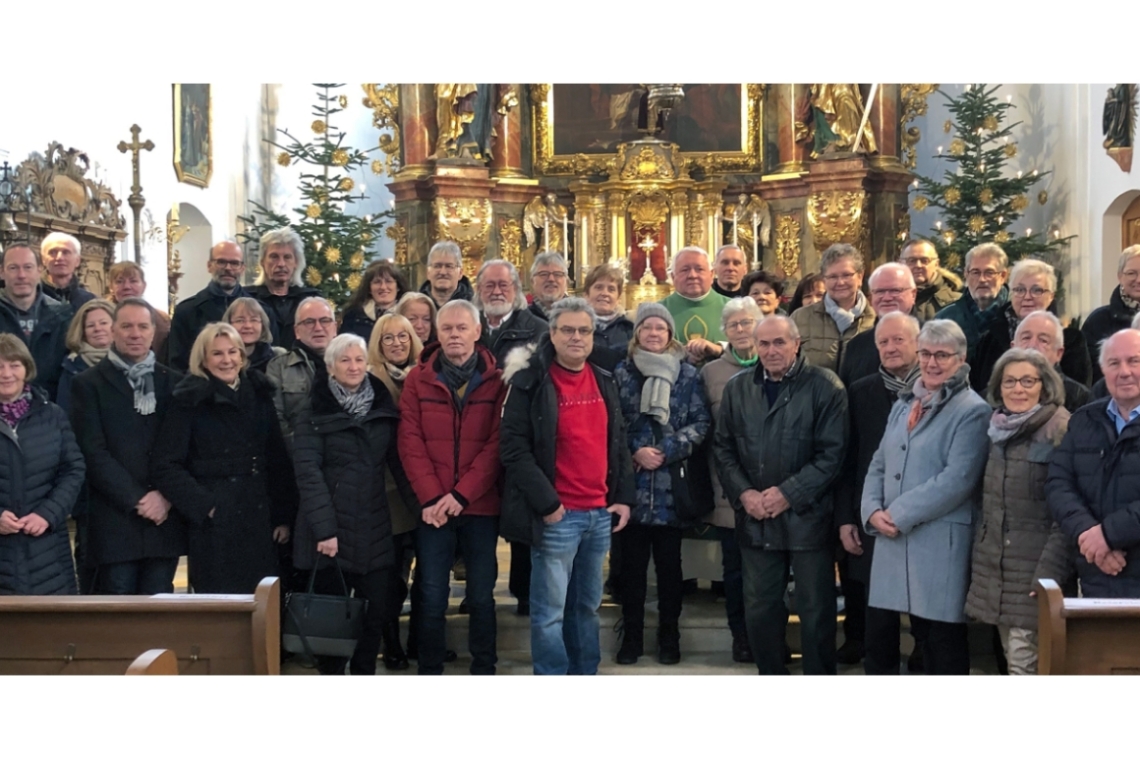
[809, 84, 877, 157]
[1103, 84, 1136, 150]
[432, 83, 478, 159]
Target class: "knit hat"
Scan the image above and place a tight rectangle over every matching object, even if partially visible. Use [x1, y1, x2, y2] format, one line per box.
[633, 302, 676, 339]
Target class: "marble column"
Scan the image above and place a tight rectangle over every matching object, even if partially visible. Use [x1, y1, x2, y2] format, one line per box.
[490, 84, 526, 179]
[774, 83, 810, 174]
[868, 83, 903, 169]
[398, 83, 434, 175]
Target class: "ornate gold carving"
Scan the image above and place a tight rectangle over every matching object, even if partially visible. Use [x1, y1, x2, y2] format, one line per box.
[627, 192, 669, 226]
[499, 217, 523, 270]
[167, 207, 188, 310]
[901, 84, 939, 170]
[15, 142, 125, 228]
[619, 144, 681, 181]
[774, 213, 802, 278]
[807, 190, 868, 250]
[534, 84, 764, 176]
[386, 219, 409, 265]
[433, 197, 493, 278]
[362, 83, 401, 177]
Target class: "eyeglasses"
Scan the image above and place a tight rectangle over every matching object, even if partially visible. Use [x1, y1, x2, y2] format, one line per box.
[967, 268, 1003, 279]
[381, 332, 411, 345]
[211, 259, 244, 270]
[725, 318, 757, 332]
[230, 316, 262, 325]
[1011, 286, 1052, 298]
[556, 326, 593, 337]
[297, 317, 336, 329]
[481, 281, 513, 292]
[824, 272, 858, 283]
[901, 257, 935, 266]
[430, 262, 458, 271]
[917, 349, 959, 363]
[871, 288, 910, 297]
[1001, 375, 1042, 389]
[534, 271, 567, 281]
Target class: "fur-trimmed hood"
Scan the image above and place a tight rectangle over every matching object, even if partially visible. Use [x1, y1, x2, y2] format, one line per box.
[172, 367, 277, 405]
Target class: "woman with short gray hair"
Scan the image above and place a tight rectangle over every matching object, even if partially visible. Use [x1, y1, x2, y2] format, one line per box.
[966, 347, 1072, 674]
[861, 318, 991, 674]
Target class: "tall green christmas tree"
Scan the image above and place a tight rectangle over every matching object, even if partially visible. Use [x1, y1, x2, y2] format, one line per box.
[913, 84, 1072, 275]
[239, 83, 389, 306]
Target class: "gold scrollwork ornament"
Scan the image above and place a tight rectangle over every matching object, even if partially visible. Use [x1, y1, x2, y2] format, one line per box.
[386, 220, 409, 266]
[499, 218, 524, 270]
[807, 190, 868, 250]
[362, 84, 401, 177]
[774, 214, 802, 279]
[900, 84, 939, 170]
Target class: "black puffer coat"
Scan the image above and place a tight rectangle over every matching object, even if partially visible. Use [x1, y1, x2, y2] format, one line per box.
[1081, 286, 1137, 384]
[0, 386, 85, 595]
[150, 369, 298, 594]
[1047, 397, 1140, 598]
[292, 374, 417, 574]
[966, 404, 1074, 629]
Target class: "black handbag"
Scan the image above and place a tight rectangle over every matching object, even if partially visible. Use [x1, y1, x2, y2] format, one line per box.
[653, 420, 713, 522]
[282, 559, 367, 659]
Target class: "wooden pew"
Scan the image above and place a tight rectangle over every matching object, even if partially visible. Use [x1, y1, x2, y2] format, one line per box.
[0, 577, 280, 675]
[126, 649, 178, 675]
[1036, 578, 1140, 674]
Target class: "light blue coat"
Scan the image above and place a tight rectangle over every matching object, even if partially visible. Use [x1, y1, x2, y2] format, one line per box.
[860, 372, 990, 623]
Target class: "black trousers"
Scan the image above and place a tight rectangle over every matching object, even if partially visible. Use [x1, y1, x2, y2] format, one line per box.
[838, 556, 867, 645]
[864, 606, 970, 675]
[618, 523, 683, 630]
[310, 564, 392, 676]
[508, 540, 531, 602]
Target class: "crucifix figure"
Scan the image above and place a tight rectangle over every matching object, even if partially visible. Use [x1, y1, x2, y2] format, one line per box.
[117, 124, 155, 264]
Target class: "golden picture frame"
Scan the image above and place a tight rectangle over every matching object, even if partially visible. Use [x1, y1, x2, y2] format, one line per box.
[173, 83, 212, 188]
[531, 84, 765, 176]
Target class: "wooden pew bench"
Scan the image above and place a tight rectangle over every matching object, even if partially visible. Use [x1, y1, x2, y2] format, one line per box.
[0, 577, 279, 675]
[1036, 578, 1140, 675]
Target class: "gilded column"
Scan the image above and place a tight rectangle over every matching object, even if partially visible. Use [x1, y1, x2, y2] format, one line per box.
[607, 191, 628, 268]
[774, 83, 810, 174]
[398, 83, 434, 174]
[868, 83, 903, 169]
[491, 84, 526, 179]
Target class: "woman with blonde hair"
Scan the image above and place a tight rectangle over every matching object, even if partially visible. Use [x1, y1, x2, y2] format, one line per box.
[393, 291, 438, 346]
[151, 323, 298, 593]
[367, 313, 423, 402]
[57, 299, 116, 414]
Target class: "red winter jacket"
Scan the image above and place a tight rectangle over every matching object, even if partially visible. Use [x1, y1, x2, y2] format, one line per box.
[397, 342, 505, 517]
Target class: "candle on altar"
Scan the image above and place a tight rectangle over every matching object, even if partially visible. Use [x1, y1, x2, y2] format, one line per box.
[544, 218, 550, 250]
[563, 215, 569, 256]
[752, 215, 759, 268]
[732, 208, 739, 247]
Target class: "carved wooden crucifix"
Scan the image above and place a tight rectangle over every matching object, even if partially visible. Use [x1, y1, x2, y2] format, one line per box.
[117, 124, 154, 264]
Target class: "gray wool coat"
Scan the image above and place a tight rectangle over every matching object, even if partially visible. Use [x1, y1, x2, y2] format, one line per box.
[861, 368, 990, 623]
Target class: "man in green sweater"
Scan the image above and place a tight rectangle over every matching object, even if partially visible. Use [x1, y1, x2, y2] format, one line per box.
[659, 246, 732, 365]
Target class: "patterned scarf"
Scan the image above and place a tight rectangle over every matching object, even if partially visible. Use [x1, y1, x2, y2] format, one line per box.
[0, 387, 33, 429]
[824, 290, 868, 334]
[988, 404, 1042, 444]
[72, 341, 109, 369]
[880, 363, 920, 397]
[1122, 291, 1140, 313]
[439, 351, 479, 407]
[631, 345, 684, 425]
[108, 347, 157, 415]
[329, 376, 375, 419]
[907, 364, 970, 431]
[594, 311, 623, 326]
[384, 360, 410, 386]
[1003, 301, 1021, 343]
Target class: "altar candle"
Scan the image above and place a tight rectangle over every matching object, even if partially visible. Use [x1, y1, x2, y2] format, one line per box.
[732, 209, 739, 247]
[563, 216, 569, 256]
[544, 219, 550, 250]
[752, 216, 759, 267]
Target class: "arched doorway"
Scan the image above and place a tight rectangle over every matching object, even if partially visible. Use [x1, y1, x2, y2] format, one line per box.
[1101, 190, 1140, 302]
[171, 203, 212, 311]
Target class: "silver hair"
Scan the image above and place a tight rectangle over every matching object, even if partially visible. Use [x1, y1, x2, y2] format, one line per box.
[720, 296, 763, 333]
[819, 243, 864, 275]
[965, 242, 1010, 272]
[868, 261, 916, 290]
[875, 310, 920, 339]
[918, 319, 968, 359]
[547, 296, 597, 329]
[1099, 329, 1140, 369]
[323, 333, 368, 369]
[1015, 309, 1064, 347]
[255, 227, 306, 287]
[755, 313, 801, 341]
[473, 259, 527, 311]
[1009, 258, 1057, 294]
[671, 246, 712, 271]
[436, 298, 480, 328]
[427, 240, 463, 267]
[41, 231, 81, 257]
[1118, 245, 1140, 275]
[296, 295, 335, 318]
[530, 251, 568, 277]
[987, 347, 1065, 408]
[715, 244, 746, 262]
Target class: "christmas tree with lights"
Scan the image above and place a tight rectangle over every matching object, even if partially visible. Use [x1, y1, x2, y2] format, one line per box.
[912, 84, 1072, 275]
[239, 83, 389, 306]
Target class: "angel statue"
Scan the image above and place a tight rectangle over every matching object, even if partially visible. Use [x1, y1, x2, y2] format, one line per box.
[728, 194, 772, 268]
[809, 84, 877, 158]
[523, 193, 568, 252]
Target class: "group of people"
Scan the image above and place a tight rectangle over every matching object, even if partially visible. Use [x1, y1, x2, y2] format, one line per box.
[2, 226, 1139, 677]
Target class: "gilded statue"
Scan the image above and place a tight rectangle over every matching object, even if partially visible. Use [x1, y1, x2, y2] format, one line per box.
[1103, 84, 1136, 150]
[809, 84, 877, 157]
[523, 193, 568, 251]
[432, 83, 478, 159]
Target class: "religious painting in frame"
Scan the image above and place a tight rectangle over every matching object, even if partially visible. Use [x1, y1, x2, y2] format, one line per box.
[531, 84, 764, 176]
[173, 84, 212, 188]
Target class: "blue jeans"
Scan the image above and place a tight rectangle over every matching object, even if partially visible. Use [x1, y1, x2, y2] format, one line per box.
[99, 557, 180, 595]
[415, 514, 499, 675]
[530, 508, 612, 675]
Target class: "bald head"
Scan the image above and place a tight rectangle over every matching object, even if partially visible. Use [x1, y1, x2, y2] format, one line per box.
[1101, 329, 1140, 412]
[208, 241, 246, 292]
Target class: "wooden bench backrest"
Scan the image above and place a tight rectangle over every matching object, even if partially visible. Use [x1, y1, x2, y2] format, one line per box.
[0, 577, 279, 675]
[1036, 579, 1140, 675]
[126, 649, 179, 675]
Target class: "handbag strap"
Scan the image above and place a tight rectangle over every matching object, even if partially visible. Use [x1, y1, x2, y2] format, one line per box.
[306, 553, 351, 596]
